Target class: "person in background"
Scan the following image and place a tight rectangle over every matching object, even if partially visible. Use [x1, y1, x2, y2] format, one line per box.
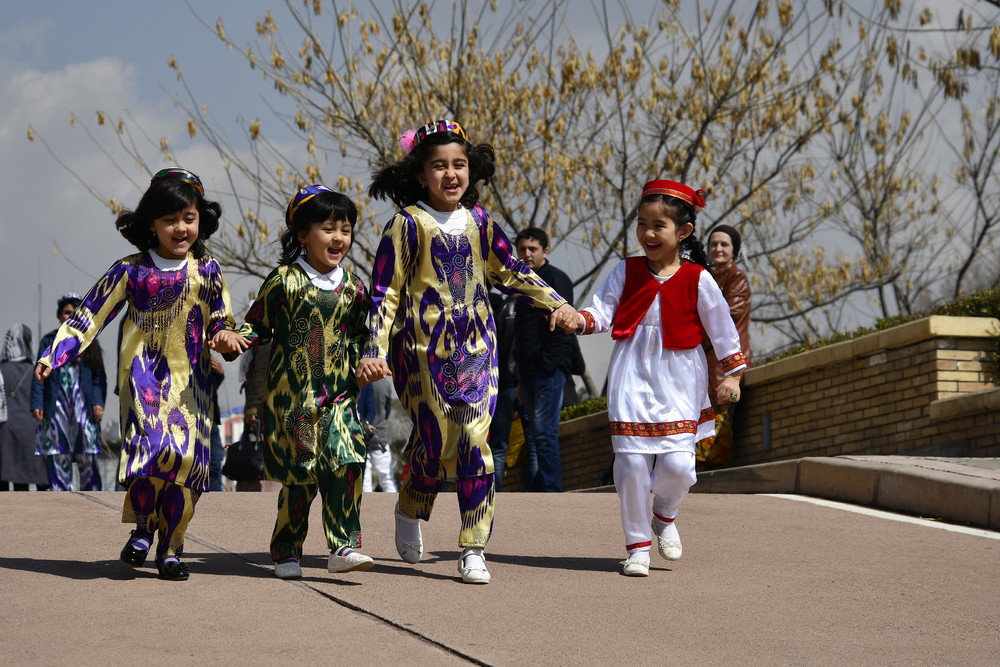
[696, 225, 752, 466]
[513, 227, 575, 492]
[488, 290, 519, 491]
[208, 355, 225, 491]
[0, 324, 50, 491]
[360, 377, 398, 493]
[235, 344, 280, 492]
[30, 293, 106, 492]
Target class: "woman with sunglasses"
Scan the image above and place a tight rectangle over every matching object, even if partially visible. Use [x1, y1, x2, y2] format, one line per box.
[34, 168, 246, 580]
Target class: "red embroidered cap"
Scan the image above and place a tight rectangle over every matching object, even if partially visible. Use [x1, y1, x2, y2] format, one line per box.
[641, 180, 706, 209]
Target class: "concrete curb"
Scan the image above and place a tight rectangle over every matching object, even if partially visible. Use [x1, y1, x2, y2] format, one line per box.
[693, 456, 1000, 531]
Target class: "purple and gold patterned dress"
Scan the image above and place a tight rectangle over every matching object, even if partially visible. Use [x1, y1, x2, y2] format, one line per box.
[365, 203, 565, 547]
[38, 252, 234, 543]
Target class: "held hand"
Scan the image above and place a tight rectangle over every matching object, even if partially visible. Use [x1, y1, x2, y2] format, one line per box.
[34, 362, 51, 382]
[246, 412, 258, 426]
[210, 355, 224, 375]
[549, 304, 581, 333]
[718, 376, 742, 404]
[356, 358, 391, 387]
[31, 409, 43, 422]
[92, 405, 104, 422]
[209, 330, 250, 355]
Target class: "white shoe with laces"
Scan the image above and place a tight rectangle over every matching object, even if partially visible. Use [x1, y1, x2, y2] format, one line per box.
[328, 547, 375, 573]
[458, 547, 491, 584]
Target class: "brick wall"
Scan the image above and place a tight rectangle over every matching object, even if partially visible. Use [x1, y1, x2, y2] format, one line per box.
[502, 411, 614, 491]
[501, 316, 1000, 491]
[731, 316, 1000, 464]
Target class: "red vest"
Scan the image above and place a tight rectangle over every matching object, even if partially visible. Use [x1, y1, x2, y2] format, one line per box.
[611, 257, 704, 349]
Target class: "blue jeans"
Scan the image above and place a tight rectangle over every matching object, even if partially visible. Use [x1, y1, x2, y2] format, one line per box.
[489, 387, 518, 491]
[209, 424, 224, 492]
[521, 367, 565, 492]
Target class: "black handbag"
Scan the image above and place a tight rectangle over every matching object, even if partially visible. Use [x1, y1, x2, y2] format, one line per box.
[222, 421, 264, 481]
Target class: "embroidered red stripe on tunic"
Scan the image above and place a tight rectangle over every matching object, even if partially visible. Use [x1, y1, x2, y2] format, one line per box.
[721, 351, 748, 373]
[610, 420, 697, 437]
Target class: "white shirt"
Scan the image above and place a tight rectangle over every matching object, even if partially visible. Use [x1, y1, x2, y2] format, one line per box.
[296, 256, 344, 290]
[416, 201, 469, 235]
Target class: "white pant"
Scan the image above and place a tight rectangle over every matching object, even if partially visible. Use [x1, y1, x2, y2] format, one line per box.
[363, 446, 397, 492]
[613, 451, 696, 553]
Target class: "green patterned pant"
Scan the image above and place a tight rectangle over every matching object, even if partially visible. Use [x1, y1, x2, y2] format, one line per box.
[269, 462, 363, 561]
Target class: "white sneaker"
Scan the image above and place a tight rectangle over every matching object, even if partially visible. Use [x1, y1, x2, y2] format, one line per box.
[622, 553, 650, 577]
[394, 501, 423, 564]
[458, 548, 491, 584]
[653, 518, 682, 561]
[274, 558, 302, 579]
[328, 547, 374, 573]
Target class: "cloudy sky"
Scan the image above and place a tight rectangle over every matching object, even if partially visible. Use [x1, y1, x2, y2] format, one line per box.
[0, 1, 626, 417]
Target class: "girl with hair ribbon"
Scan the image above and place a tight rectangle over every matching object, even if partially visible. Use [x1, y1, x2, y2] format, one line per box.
[34, 168, 244, 580]
[359, 120, 578, 584]
[568, 180, 747, 577]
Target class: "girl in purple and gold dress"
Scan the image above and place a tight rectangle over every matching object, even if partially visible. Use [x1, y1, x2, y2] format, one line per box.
[34, 168, 244, 581]
[357, 120, 578, 584]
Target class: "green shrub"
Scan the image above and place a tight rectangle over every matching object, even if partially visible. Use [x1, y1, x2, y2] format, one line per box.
[762, 287, 1000, 384]
[560, 396, 608, 421]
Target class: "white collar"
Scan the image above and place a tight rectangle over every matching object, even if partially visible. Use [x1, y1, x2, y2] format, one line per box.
[149, 249, 188, 271]
[296, 256, 344, 290]
[416, 201, 469, 235]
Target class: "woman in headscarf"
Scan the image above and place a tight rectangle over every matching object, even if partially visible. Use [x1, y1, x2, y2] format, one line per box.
[697, 225, 752, 465]
[0, 324, 50, 490]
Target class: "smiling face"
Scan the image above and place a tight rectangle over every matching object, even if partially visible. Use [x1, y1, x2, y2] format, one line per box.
[150, 204, 200, 259]
[416, 141, 469, 212]
[297, 217, 353, 274]
[709, 231, 735, 266]
[635, 201, 692, 273]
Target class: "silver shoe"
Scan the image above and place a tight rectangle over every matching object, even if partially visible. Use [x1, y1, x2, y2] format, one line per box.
[274, 558, 302, 579]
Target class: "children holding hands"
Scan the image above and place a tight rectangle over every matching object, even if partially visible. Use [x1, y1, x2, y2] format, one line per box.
[225, 185, 375, 579]
[567, 179, 747, 576]
[358, 119, 577, 583]
[35, 168, 242, 580]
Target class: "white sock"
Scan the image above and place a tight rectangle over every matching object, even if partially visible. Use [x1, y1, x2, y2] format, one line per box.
[654, 516, 679, 540]
[462, 547, 486, 569]
[626, 550, 650, 564]
[397, 515, 421, 542]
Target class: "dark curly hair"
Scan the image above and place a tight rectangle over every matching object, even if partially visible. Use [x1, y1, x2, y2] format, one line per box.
[368, 130, 496, 210]
[114, 176, 221, 258]
[638, 193, 708, 268]
[279, 190, 358, 265]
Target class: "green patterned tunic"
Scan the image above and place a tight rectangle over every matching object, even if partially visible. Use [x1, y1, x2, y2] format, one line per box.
[237, 264, 371, 485]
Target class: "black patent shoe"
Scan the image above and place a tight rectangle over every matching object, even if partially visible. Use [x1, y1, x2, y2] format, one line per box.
[119, 530, 149, 567]
[156, 559, 190, 581]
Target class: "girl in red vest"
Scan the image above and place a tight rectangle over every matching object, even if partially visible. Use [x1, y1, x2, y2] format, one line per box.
[570, 180, 747, 576]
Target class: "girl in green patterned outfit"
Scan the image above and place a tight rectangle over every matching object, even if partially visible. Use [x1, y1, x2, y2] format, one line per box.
[232, 185, 374, 579]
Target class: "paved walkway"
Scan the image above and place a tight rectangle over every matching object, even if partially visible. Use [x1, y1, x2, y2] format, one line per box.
[2, 458, 999, 665]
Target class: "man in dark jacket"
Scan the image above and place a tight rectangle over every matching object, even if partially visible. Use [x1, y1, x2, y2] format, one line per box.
[513, 228, 574, 492]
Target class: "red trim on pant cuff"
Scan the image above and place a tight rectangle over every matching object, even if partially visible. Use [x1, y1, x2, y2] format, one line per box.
[653, 512, 675, 523]
[626, 540, 653, 551]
